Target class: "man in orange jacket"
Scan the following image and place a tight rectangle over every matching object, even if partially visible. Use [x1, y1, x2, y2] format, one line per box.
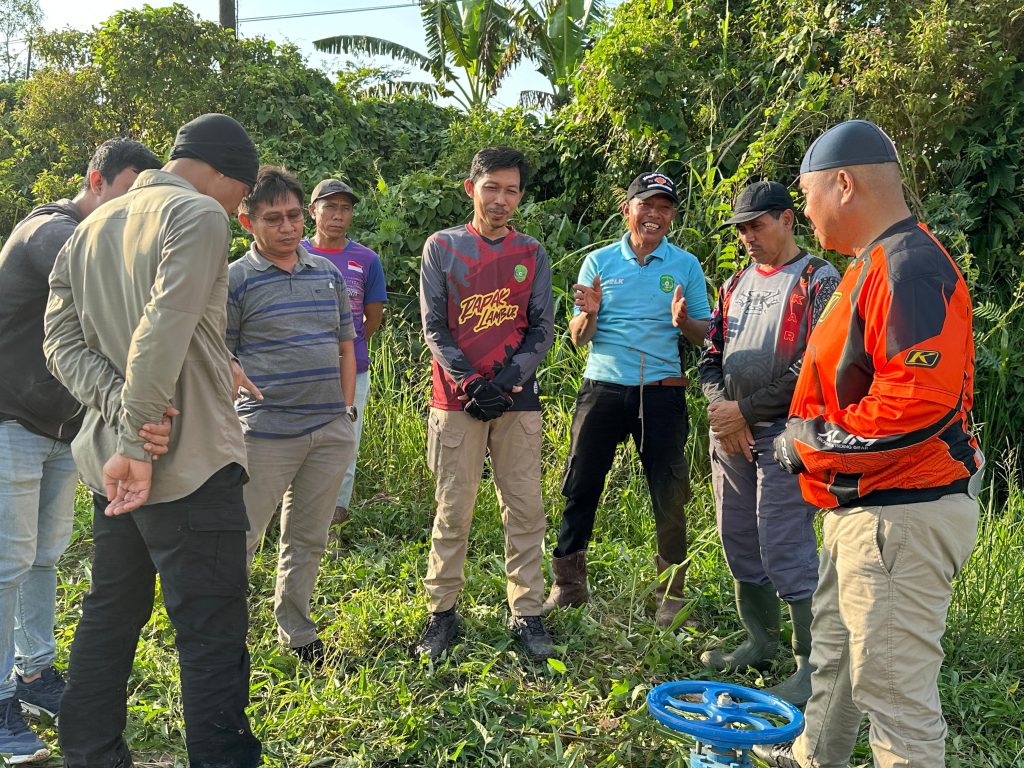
[756, 120, 984, 768]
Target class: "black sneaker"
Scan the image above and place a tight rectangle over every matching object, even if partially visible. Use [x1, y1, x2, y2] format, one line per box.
[752, 742, 802, 768]
[414, 608, 462, 660]
[0, 695, 49, 763]
[16, 666, 64, 720]
[510, 615, 555, 659]
[291, 638, 329, 670]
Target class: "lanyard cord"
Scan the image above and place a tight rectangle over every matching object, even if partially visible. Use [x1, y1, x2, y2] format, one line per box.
[638, 351, 646, 453]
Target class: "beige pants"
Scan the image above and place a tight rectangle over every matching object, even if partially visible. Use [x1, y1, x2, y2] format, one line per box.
[793, 494, 978, 768]
[424, 408, 546, 615]
[243, 416, 355, 647]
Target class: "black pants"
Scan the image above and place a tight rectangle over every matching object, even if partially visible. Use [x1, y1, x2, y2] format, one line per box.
[59, 464, 261, 768]
[555, 379, 691, 562]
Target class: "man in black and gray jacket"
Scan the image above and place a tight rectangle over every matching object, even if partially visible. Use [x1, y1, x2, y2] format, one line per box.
[0, 138, 160, 764]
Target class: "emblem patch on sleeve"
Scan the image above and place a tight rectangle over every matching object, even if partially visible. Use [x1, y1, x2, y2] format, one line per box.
[906, 349, 941, 367]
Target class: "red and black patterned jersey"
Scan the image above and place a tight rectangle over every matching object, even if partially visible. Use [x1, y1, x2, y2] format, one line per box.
[419, 223, 554, 411]
[776, 216, 984, 509]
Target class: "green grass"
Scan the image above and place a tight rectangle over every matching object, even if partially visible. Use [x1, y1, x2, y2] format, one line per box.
[44, 320, 1024, 767]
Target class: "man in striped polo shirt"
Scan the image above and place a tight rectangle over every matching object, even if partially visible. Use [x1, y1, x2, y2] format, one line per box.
[228, 166, 357, 669]
[416, 147, 555, 661]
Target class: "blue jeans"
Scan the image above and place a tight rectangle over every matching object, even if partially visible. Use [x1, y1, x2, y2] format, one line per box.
[335, 370, 370, 509]
[0, 420, 77, 702]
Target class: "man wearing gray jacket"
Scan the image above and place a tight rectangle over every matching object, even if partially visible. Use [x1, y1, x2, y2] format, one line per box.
[44, 114, 262, 768]
[0, 138, 160, 764]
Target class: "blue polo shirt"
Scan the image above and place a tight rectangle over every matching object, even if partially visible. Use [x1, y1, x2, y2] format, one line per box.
[575, 233, 710, 385]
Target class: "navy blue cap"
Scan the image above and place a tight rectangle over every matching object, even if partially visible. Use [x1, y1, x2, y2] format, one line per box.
[800, 120, 899, 175]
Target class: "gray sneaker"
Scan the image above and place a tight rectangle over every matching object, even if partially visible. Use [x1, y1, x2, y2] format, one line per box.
[0, 695, 49, 764]
[414, 608, 462, 660]
[510, 615, 555, 659]
[752, 742, 802, 768]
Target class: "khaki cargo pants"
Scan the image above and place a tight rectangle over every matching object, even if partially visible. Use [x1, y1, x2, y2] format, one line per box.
[793, 493, 978, 767]
[424, 407, 546, 616]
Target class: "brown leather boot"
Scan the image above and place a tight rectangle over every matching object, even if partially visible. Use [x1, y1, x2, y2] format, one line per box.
[654, 555, 690, 628]
[541, 551, 589, 613]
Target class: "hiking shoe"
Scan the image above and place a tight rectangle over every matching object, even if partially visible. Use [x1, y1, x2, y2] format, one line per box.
[0, 695, 49, 764]
[752, 742, 802, 767]
[510, 615, 555, 659]
[16, 666, 64, 719]
[291, 638, 329, 670]
[414, 608, 462, 660]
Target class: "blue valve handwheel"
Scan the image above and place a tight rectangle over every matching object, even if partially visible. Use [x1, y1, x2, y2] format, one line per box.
[647, 680, 804, 751]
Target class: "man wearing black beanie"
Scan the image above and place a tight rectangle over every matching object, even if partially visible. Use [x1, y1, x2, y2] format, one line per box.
[44, 114, 263, 768]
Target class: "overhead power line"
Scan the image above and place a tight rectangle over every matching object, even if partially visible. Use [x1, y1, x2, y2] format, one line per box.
[238, 2, 422, 24]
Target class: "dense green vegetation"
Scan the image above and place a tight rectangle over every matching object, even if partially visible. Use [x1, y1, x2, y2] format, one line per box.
[3, 0, 1022, 764]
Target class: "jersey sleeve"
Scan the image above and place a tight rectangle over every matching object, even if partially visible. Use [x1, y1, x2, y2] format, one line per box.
[777, 253, 972, 475]
[419, 235, 479, 385]
[571, 252, 599, 316]
[697, 275, 731, 405]
[364, 254, 388, 304]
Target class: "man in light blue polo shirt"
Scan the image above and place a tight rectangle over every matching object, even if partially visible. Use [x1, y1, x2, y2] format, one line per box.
[543, 171, 711, 628]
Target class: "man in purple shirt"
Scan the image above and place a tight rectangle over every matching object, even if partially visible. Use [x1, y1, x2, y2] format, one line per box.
[302, 179, 387, 532]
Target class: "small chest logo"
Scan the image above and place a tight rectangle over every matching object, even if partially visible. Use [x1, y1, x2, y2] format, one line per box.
[659, 275, 674, 293]
[514, 264, 528, 283]
[906, 349, 941, 368]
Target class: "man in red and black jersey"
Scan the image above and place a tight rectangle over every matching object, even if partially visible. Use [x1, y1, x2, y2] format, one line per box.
[415, 147, 555, 661]
[757, 121, 984, 768]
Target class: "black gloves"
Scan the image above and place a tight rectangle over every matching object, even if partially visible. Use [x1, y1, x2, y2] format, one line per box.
[772, 430, 802, 474]
[464, 377, 513, 422]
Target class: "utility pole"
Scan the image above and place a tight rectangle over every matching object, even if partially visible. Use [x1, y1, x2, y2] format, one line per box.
[219, 0, 237, 36]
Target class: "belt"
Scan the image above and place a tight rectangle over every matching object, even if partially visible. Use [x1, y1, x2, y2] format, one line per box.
[644, 376, 688, 388]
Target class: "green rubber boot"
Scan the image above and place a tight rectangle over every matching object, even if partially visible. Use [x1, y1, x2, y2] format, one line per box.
[700, 581, 780, 672]
[766, 597, 814, 706]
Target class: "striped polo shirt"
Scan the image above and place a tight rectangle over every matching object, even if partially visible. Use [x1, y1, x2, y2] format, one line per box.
[227, 246, 355, 438]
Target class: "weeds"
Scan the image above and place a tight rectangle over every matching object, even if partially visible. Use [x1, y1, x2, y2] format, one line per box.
[47, 318, 1024, 767]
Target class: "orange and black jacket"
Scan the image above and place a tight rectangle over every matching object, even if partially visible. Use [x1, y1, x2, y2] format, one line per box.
[774, 216, 984, 509]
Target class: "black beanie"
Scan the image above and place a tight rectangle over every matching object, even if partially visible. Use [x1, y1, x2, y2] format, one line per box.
[169, 113, 259, 187]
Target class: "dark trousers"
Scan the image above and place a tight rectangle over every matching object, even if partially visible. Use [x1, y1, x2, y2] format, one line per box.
[59, 464, 261, 768]
[555, 379, 691, 562]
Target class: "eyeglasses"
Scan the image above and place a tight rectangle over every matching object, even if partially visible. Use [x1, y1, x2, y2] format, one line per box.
[255, 210, 305, 228]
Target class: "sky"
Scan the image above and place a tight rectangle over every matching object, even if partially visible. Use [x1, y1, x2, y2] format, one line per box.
[35, 0, 554, 109]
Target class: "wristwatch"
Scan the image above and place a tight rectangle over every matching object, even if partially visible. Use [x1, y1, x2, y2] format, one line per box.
[344, 405, 358, 422]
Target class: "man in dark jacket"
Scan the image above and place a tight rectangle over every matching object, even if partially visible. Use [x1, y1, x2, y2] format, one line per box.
[0, 138, 160, 764]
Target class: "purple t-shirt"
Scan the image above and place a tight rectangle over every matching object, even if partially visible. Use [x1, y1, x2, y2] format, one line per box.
[301, 238, 388, 373]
